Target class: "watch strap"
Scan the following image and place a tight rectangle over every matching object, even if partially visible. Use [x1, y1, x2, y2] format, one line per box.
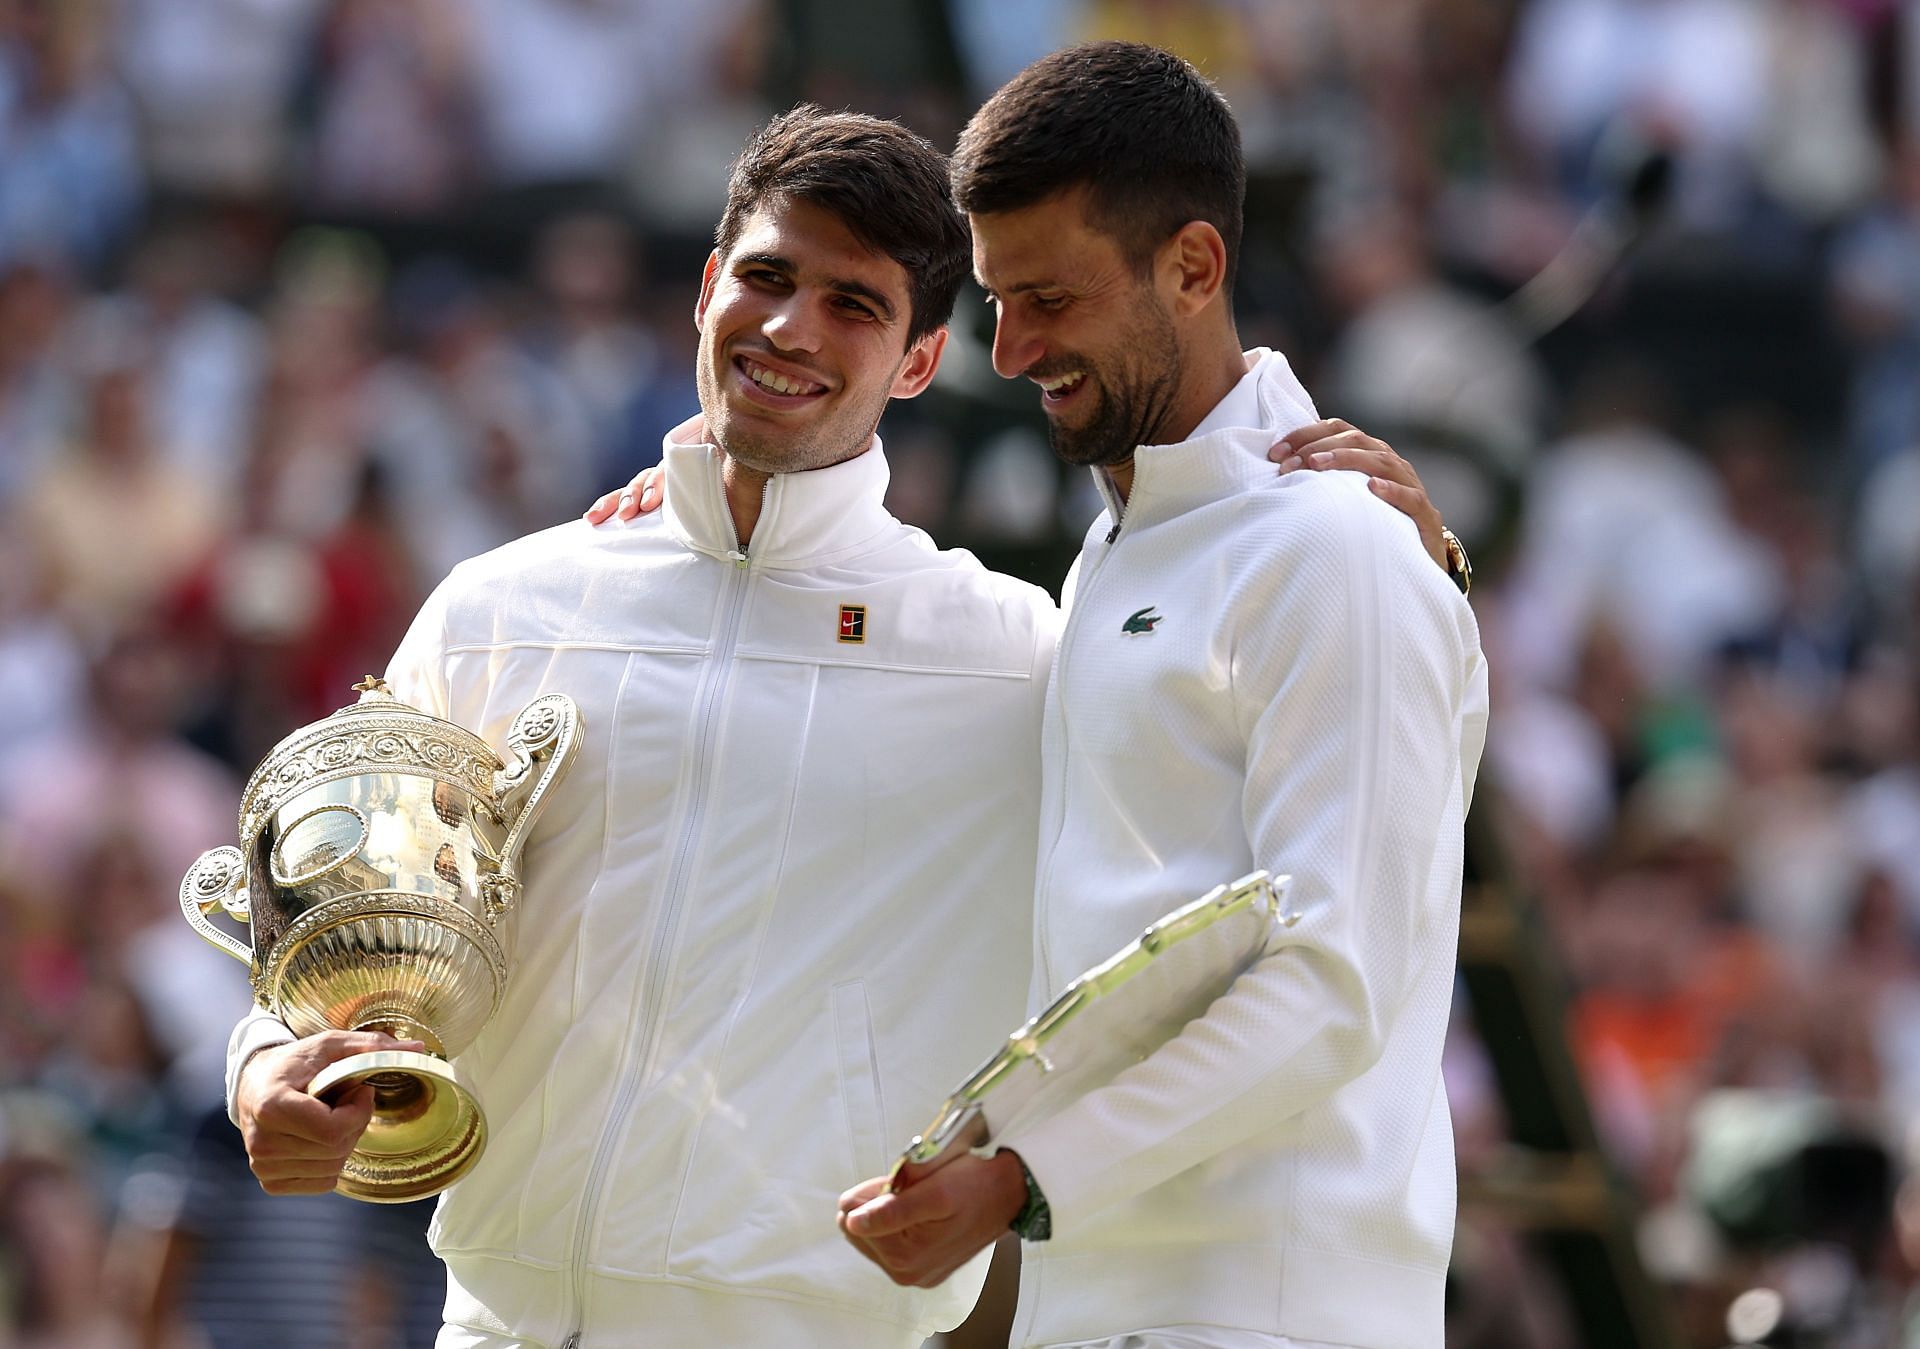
[1007, 1153, 1051, 1242]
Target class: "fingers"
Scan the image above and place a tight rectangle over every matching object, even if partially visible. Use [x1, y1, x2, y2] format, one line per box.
[1274, 444, 1409, 479]
[585, 468, 663, 525]
[235, 1034, 408, 1191]
[245, 1082, 375, 1194]
[1269, 420, 1449, 566]
[839, 1175, 889, 1215]
[1368, 477, 1448, 565]
[843, 1181, 951, 1239]
[299, 1028, 428, 1071]
[1273, 417, 1357, 455]
[1273, 419, 1398, 464]
[625, 468, 662, 518]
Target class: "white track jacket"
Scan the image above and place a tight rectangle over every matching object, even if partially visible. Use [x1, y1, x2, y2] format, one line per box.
[227, 420, 1058, 1347]
[1000, 350, 1489, 1349]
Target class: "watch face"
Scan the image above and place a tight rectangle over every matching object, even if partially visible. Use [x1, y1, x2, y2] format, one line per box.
[1442, 531, 1472, 595]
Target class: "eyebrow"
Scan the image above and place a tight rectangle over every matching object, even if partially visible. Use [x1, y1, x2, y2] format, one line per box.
[974, 274, 1061, 301]
[737, 252, 898, 324]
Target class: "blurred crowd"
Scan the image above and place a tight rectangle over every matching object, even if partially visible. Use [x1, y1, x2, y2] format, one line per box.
[2, 0, 1920, 1345]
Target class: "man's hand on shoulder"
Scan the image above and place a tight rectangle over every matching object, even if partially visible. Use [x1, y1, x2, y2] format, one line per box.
[234, 1029, 423, 1195]
[836, 1151, 1029, 1289]
[1271, 419, 1448, 570]
[583, 466, 665, 525]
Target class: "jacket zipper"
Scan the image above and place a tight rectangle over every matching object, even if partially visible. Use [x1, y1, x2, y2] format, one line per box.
[558, 478, 766, 1347]
[1033, 469, 1129, 990]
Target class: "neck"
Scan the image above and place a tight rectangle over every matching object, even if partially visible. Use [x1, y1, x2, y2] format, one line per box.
[721, 457, 771, 548]
[1109, 333, 1248, 505]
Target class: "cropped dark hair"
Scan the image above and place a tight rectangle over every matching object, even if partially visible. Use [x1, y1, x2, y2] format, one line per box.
[953, 42, 1245, 289]
[715, 104, 969, 345]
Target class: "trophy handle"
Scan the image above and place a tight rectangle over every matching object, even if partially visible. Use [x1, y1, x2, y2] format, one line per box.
[179, 846, 254, 966]
[488, 694, 582, 907]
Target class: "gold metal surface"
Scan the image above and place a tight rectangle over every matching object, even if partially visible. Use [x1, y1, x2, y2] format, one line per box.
[179, 679, 581, 1202]
[311, 1050, 487, 1202]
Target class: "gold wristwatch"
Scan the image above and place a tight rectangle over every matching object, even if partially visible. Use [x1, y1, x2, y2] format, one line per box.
[1440, 527, 1472, 597]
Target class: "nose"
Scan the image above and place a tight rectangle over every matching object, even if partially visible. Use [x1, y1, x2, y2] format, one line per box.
[990, 308, 1042, 380]
[762, 293, 823, 355]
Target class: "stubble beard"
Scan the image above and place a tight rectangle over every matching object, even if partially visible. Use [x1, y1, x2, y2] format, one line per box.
[1044, 298, 1184, 469]
[696, 351, 892, 477]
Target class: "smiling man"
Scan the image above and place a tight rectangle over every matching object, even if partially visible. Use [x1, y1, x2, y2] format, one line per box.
[838, 44, 1489, 1349]
[224, 106, 1063, 1349]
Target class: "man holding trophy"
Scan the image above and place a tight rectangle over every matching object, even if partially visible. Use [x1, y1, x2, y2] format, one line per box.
[219, 106, 1065, 1348]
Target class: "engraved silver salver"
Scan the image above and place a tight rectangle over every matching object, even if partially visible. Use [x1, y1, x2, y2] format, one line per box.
[894, 870, 1295, 1185]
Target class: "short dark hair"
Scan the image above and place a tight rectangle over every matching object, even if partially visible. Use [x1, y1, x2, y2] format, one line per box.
[715, 104, 969, 345]
[953, 42, 1245, 289]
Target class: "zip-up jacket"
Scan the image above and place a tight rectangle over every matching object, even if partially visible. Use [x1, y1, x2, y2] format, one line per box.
[228, 418, 1059, 1347]
[1000, 351, 1489, 1349]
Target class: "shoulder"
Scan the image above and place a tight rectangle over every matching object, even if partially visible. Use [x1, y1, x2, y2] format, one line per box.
[1236, 467, 1420, 569]
[856, 525, 1064, 637]
[1230, 469, 1476, 651]
[426, 516, 679, 635]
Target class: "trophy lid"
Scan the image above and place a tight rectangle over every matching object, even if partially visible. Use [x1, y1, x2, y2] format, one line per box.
[237, 677, 504, 844]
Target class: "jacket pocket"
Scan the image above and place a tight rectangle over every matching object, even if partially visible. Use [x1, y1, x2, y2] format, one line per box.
[832, 978, 889, 1181]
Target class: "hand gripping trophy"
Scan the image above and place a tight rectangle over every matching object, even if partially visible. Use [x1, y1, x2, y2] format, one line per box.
[179, 677, 581, 1202]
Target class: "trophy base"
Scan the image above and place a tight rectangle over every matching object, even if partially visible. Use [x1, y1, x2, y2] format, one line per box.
[311, 1050, 487, 1203]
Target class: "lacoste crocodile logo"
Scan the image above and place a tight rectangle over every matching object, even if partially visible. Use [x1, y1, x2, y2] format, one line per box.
[1121, 606, 1162, 635]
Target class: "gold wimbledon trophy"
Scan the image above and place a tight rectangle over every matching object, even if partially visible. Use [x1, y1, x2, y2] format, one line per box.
[180, 677, 580, 1202]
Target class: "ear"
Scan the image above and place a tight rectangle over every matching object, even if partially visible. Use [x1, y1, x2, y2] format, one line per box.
[694, 250, 722, 329]
[1158, 221, 1229, 319]
[888, 326, 949, 400]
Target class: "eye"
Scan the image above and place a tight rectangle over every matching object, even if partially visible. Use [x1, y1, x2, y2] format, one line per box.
[1031, 293, 1068, 312]
[833, 295, 877, 320]
[743, 267, 787, 288]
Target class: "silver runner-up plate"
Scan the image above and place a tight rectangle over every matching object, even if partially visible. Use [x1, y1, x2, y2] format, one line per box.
[892, 870, 1295, 1186]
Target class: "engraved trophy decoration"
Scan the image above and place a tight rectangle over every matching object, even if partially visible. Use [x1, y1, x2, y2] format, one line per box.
[180, 677, 581, 1202]
[894, 871, 1295, 1187]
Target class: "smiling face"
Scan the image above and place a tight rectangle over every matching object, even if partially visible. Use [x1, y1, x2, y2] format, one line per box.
[694, 196, 944, 477]
[971, 188, 1184, 469]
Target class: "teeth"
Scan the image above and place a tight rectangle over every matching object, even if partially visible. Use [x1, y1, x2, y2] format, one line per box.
[741, 357, 820, 396]
[1039, 371, 1085, 393]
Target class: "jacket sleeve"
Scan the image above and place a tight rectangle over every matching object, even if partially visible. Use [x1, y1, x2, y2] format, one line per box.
[222, 577, 460, 1121]
[997, 476, 1482, 1232]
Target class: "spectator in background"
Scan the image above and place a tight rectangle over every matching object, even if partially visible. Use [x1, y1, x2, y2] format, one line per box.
[304, 0, 476, 219]
[113, 0, 322, 201]
[1833, 137, 1920, 478]
[1505, 0, 1770, 232]
[0, 525, 85, 781]
[75, 222, 267, 497]
[0, 1146, 132, 1349]
[0, 627, 236, 930]
[522, 210, 693, 488]
[168, 441, 421, 763]
[16, 347, 226, 637]
[462, 0, 668, 192]
[368, 255, 596, 574]
[135, 1107, 440, 1349]
[1498, 359, 1779, 699]
[0, 258, 77, 502]
[0, 0, 143, 272]
[1316, 205, 1550, 537]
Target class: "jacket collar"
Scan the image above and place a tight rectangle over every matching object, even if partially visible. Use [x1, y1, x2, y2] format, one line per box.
[1090, 347, 1319, 534]
[659, 415, 898, 567]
